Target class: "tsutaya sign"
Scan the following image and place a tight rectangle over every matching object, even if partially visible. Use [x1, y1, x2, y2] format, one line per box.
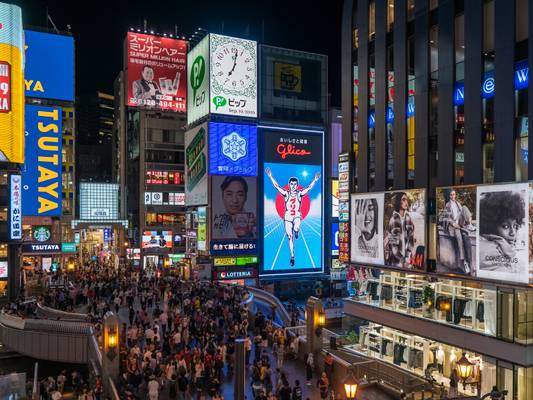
[22, 105, 62, 216]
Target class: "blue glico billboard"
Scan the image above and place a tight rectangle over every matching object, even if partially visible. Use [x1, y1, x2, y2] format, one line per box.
[22, 105, 62, 216]
[24, 30, 74, 101]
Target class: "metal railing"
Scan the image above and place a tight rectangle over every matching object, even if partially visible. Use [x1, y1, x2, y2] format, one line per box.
[36, 302, 88, 321]
[247, 286, 292, 326]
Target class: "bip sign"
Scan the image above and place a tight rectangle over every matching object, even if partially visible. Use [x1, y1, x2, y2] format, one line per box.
[22, 105, 62, 216]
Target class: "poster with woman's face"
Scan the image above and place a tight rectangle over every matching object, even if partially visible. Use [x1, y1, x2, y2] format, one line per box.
[383, 189, 426, 270]
[436, 185, 477, 276]
[476, 183, 529, 283]
[350, 193, 384, 265]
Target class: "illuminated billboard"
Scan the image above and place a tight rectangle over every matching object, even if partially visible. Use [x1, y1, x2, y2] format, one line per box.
[142, 230, 172, 249]
[22, 105, 62, 217]
[209, 34, 257, 118]
[24, 30, 75, 101]
[209, 122, 257, 176]
[0, 4, 24, 164]
[9, 174, 21, 240]
[126, 32, 187, 112]
[79, 183, 119, 220]
[187, 35, 209, 124]
[185, 123, 208, 206]
[261, 128, 324, 276]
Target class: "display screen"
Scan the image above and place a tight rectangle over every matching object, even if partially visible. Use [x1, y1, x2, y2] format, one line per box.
[142, 230, 173, 249]
[126, 32, 187, 112]
[261, 128, 323, 276]
[331, 222, 339, 256]
[145, 170, 183, 185]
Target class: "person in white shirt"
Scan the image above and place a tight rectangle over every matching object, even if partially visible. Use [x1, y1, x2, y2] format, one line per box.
[147, 375, 160, 400]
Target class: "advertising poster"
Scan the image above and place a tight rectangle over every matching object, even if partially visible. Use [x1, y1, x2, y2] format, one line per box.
[332, 179, 339, 218]
[260, 45, 327, 124]
[350, 193, 385, 265]
[0, 261, 7, 278]
[9, 174, 21, 240]
[142, 230, 173, 249]
[262, 129, 323, 276]
[197, 206, 207, 251]
[383, 189, 426, 270]
[210, 34, 257, 117]
[331, 222, 339, 256]
[22, 105, 62, 217]
[126, 32, 187, 112]
[187, 35, 209, 124]
[212, 176, 257, 240]
[0, 4, 24, 164]
[477, 183, 529, 283]
[209, 122, 258, 176]
[185, 123, 208, 206]
[24, 30, 75, 101]
[436, 185, 477, 276]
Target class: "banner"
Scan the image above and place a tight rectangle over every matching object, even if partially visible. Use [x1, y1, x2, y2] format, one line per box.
[22, 105, 62, 217]
[436, 185, 477, 276]
[126, 32, 187, 112]
[383, 189, 426, 270]
[24, 30, 75, 101]
[211, 176, 257, 243]
[185, 123, 208, 206]
[187, 35, 209, 124]
[261, 128, 323, 276]
[350, 193, 384, 265]
[477, 183, 529, 283]
[209, 34, 257, 117]
[0, 4, 24, 163]
[209, 122, 257, 176]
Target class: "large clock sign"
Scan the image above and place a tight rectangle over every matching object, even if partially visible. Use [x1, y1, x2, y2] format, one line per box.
[209, 34, 257, 118]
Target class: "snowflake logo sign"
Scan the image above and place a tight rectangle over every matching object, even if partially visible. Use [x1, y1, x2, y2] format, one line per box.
[221, 131, 247, 162]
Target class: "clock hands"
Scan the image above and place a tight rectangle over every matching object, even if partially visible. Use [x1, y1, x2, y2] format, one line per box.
[228, 49, 238, 76]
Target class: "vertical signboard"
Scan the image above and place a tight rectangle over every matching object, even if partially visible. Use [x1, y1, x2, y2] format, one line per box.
[337, 153, 351, 263]
[185, 122, 208, 206]
[209, 34, 257, 117]
[9, 174, 21, 240]
[0, 4, 24, 163]
[24, 30, 75, 101]
[197, 206, 207, 251]
[261, 128, 324, 276]
[22, 105, 62, 216]
[187, 35, 209, 124]
[208, 122, 257, 176]
[126, 32, 187, 112]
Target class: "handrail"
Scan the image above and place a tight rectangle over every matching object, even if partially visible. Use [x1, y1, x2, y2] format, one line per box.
[109, 377, 121, 400]
[32, 362, 39, 400]
[247, 286, 292, 326]
[36, 303, 88, 321]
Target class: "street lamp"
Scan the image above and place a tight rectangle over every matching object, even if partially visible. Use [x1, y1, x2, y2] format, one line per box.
[105, 325, 118, 360]
[124, 241, 129, 247]
[343, 372, 358, 400]
[456, 353, 474, 389]
[315, 310, 326, 336]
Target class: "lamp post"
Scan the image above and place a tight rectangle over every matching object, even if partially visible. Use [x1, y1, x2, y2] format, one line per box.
[456, 352, 474, 390]
[343, 372, 358, 400]
[316, 309, 326, 336]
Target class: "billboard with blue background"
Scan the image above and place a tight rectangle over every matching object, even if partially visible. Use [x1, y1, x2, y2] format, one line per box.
[261, 128, 323, 276]
[22, 105, 62, 216]
[24, 30, 74, 101]
[209, 122, 257, 176]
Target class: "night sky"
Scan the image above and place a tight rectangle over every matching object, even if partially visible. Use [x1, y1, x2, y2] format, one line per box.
[15, 0, 343, 105]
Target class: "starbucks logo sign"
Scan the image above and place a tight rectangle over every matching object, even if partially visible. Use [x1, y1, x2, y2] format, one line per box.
[33, 226, 51, 242]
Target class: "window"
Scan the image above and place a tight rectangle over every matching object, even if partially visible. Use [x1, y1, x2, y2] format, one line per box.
[369, 1, 376, 40]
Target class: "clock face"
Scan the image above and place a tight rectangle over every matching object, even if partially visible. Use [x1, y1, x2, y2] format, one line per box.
[212, 43, 255, 92]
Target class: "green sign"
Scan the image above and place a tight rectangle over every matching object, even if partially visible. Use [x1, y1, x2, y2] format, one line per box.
[169, 253, 186, 263]
[185, 127, 207, 192]
[33, 226, 51, 242]
[198, 207, 207, 251]
[61, 243, 76, 253]
[236, 256, 258, 266]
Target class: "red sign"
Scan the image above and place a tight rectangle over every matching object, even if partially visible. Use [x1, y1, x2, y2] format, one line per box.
[0, 62, 11, 112]
[276, 144, 311, 159]
[126, 32, 187, 112]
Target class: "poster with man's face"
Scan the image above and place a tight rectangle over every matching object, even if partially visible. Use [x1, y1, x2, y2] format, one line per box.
[350, 193, 384, 265]
[211, 176, 257, 240]
[436, 185, 477, 276]
[383, 189, 426, 270]
[476, 183, 529, 283]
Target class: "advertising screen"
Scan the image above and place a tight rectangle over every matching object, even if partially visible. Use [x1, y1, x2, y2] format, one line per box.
[145, 170, 183, 185]
[187, 35, 209, 124]
[211, 176, 257, 241]
[0, 4, 24, 164]
[209, 34, 257, 118]
[142, 230, 173, 249]
[260, 45, 327, 124]
[185, 123, 208, 206]
[209, 122, 258, 176]
[24, 30, 75, 101]
[22, 105, 62, 217]
[126, 32, 187, 112]
[261, 129, 323, 276]
[79, 183, 119, 220]
[332, 180, 339, 219]
[331, 222, 339, 256]
[197, 207, 207, 251]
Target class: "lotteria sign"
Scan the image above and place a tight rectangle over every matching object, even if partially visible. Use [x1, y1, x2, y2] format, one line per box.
[215, 269, 256, 280]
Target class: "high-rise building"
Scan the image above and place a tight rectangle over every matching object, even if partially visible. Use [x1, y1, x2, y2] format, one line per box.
[340, 1, 533, 398]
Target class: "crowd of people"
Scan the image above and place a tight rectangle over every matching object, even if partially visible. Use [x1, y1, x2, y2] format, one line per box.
[2, 260, 336, 399]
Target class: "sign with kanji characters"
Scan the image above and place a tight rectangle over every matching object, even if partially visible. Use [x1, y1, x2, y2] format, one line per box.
[187, 35, 209, 124]
[210, 239, 257, 256]
[126, 32, 187, 112]
[9, 174, 22, 240]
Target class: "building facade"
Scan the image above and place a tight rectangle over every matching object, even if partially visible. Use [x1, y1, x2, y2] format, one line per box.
[341, 0, 533, 398]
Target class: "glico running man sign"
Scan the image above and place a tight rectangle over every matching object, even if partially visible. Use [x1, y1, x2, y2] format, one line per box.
[261, 128, 324, 276]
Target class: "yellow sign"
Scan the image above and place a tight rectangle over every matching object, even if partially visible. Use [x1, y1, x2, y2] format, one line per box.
[274, 62, 302, 93]
[0, 4, 24, 164]
[214, 257, 236, 266]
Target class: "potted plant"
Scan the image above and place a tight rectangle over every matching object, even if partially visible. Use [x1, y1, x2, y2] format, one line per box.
[422, 285, 435, 317]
